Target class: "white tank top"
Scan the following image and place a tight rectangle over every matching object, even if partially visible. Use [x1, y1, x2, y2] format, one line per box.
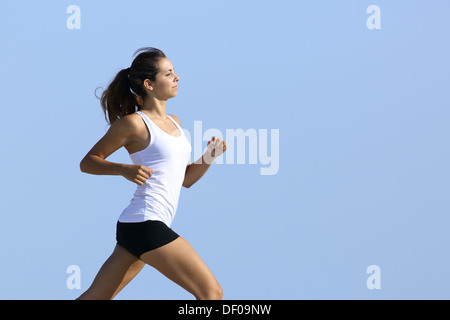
[118, 111, 192, 226]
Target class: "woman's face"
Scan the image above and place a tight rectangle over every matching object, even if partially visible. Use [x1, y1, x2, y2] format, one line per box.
[145, 58, 180, 100]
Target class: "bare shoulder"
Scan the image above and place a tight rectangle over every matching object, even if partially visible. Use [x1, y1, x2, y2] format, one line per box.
[168, 114, 182, 127]
[118, 113, 144, 128]
[109, 113, 146, 137]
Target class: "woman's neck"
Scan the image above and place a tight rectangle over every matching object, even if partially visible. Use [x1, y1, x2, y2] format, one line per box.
[141, 98, 167, 120]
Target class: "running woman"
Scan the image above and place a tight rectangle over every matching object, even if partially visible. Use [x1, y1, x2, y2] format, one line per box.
[77, 47, 227, 300]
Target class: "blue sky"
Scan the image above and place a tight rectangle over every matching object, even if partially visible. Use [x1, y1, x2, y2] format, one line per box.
[1, 0, 449, 299]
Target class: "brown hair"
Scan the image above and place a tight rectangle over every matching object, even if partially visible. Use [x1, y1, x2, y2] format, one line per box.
[99, 47, 167, 125]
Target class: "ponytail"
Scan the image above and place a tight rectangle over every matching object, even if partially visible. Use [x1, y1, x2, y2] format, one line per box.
[99, 47, 167, 125]
[100, 68, 139, 125]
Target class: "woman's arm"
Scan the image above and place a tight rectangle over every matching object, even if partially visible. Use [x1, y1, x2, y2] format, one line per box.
[80, 115, 153, 185]
[183, 136, 227, 188]
[167, 115, 227, 189]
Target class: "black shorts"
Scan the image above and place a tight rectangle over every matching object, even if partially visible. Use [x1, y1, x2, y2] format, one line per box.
[116, 220, 180, 259]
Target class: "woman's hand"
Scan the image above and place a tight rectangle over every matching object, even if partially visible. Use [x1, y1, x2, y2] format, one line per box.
[204, 136, 227, 164]
[207, 136, 227, 158]
[121, 164, 154, 185]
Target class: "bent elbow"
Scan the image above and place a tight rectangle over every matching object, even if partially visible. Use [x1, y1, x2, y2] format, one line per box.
[183, 181, 192, 189]
[79, 157, 88, 173]
[79, 160, 86, 173]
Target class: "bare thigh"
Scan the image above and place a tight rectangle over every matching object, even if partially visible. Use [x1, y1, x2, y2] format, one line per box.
[140, 237, 222, 300]
[77, 244, 145, 300]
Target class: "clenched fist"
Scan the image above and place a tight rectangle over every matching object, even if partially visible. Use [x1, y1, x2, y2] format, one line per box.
[121, 164, 154, 186]
[204, 136, 227, 164]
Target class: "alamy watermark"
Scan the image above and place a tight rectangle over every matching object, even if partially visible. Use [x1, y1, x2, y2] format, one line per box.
[183, 122, 279, 176]
[66, 265, 81, 290]
[66, 5, 81, 30]
[66, 4, 381, 31]
[366, 5, 381, 30]
[366, 265, 381, 290]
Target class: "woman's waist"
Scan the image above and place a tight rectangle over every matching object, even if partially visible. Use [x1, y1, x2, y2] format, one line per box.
[132, 170, 185, 193]
[122, 192, 178, 216]
[131, 185, 182, 202]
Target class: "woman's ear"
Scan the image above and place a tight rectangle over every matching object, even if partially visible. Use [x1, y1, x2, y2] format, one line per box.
[143, 79, 153, 91]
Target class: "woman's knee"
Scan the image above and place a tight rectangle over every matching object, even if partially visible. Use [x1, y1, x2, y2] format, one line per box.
[197, 282, 223, 300]
[76, 287, 114, 300]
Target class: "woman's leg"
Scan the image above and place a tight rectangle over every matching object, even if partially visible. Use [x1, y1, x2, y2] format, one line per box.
[77, 244, 145, 300]
[139, 237, 223, 300]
